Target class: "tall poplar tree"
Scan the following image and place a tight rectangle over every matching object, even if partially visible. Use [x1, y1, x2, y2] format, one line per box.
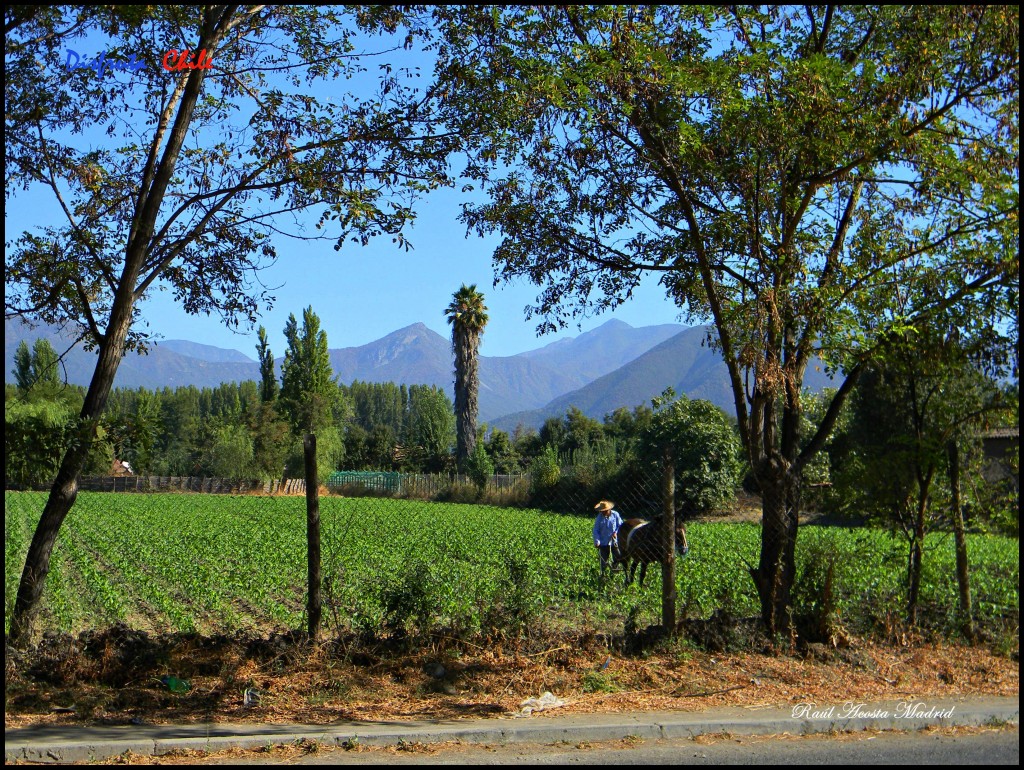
[256, 326, 278, 403]
[12, 339, 62, 397]
[279, 307, 336, 434]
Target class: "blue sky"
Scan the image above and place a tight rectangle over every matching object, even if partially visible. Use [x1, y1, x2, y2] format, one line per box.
[5, 17, 689, 362]
[125, 181, 687, 361]
[6, 176, 686, 361]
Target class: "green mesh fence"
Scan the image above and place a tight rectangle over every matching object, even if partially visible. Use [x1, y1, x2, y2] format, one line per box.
[326, 470, 402, 493]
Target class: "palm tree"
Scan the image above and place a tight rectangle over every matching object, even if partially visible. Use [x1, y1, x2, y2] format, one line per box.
[446, 284, 488, 470]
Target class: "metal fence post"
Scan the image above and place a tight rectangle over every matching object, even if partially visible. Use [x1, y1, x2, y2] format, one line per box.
[661, 446, 677, 634]
[304, 433, 322, 642]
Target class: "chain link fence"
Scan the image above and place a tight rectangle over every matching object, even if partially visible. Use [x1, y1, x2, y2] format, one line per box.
[5, 440, 1018, 646]
[4, 450, 677, 644]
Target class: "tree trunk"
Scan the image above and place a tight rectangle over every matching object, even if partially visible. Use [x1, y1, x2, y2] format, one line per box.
[750, 459, 800, 637]
[8, 454, 83, 645]
[453, 330, 479, 470]
[947, 439, 974, 640]
[9, 315, 133, 646]
[906, 485, 930, 627]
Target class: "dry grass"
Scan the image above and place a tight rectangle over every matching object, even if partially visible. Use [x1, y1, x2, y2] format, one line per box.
[5, 622, 1018, 730]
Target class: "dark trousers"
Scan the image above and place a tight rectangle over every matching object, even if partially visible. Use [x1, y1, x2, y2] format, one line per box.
[597, 544, 618, 573]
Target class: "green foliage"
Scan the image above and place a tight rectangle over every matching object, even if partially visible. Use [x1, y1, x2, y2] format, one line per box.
[4, 369, 110, 488]
[280, 307, 339, 434]
[484, 428, 521, 474]
[790, 534, 845, 643]
[404, 385, 455, 472]
[312, 426, 346, 482]
[105, 388, 161, 474]
[4, 398, 75, 488]
[822, 338, 1016, 624]
[6, 7, 458, 353]
[561, 407, 606, 454]
[529, 445, 562, 494]
[828, 346, 1011, 530]
[381, 559, 439, 636]
[5, 4, 462, 642]
[433, 4, 1019, 630]
[464, 429, 495, 491]
[445, 285, 490, 332]
[246, 401, 291, 480]
[12, 339, 63, 399]
[205, 424, 256, 479]
[798, 388, 852, 511]
[582, 671, 620, 694]
[256, 326, 278, 403]
[643, 389, 742, 515]
[12, 341, 32, 392]
[971, 449, 1019, 538]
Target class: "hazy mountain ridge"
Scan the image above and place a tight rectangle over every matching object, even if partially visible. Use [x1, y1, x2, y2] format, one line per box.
[158, 339, 256, 364]
[514, 318, 686, 380]
[490, 326, 838, 432]
[4, 320, 262, 391]
[323, 321, 695, 420]
[6, 317, 694, 422]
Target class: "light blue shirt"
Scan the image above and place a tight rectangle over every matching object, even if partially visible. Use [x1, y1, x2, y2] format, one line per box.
[593, 510, 622, 547]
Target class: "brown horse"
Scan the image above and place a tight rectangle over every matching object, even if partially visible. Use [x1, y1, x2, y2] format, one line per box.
[613, 517, 689, 586]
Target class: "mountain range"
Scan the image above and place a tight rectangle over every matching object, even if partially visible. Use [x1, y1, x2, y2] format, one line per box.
[5, 317, 834, 429]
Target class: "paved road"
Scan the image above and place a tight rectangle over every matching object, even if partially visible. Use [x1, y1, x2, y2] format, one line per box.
[5, 695, 1018, 764]
[207, 728, 1021, 765]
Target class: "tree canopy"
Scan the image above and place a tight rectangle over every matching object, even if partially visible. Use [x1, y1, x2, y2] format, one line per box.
[4, 4, 459, 646]
[643, 389, 743, 516]
[433, 5, 1019, 631]
[279, 306, 336, 433]
[6, 5, 455, 350]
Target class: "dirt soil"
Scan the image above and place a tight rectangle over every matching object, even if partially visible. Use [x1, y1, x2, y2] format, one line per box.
[4, 618, 1018, 731]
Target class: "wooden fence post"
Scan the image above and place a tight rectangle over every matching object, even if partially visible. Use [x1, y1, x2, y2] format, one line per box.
[661, 446, 677, 634]
[304, 433, 322, 642]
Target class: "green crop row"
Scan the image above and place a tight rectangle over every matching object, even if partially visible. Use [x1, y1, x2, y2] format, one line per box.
[4, 492, 1018, 641]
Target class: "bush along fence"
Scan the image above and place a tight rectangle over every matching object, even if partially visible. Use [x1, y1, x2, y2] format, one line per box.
[65, 469, 601, 507]
[42, 472, 534, 500]
[42, 472, 524, 499]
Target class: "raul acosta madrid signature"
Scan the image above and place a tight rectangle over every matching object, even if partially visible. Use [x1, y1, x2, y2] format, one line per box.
[792, 701, 956, 720]
[65, 48, 213, 76]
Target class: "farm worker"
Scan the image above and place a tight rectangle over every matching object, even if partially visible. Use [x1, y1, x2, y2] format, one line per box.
[592, 500, 623, 577]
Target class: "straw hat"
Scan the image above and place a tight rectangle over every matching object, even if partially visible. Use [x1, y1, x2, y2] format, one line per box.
[594, 500, 615, 512]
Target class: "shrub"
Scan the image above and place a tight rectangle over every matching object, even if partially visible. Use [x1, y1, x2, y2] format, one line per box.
[641, 390, 742, 515]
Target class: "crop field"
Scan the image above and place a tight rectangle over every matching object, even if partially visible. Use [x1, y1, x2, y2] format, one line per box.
[4, 491, 1019, 639]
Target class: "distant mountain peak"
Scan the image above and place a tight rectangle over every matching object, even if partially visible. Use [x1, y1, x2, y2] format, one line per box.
[379, 322, 444, 341]
[594, 318, 632, 329]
